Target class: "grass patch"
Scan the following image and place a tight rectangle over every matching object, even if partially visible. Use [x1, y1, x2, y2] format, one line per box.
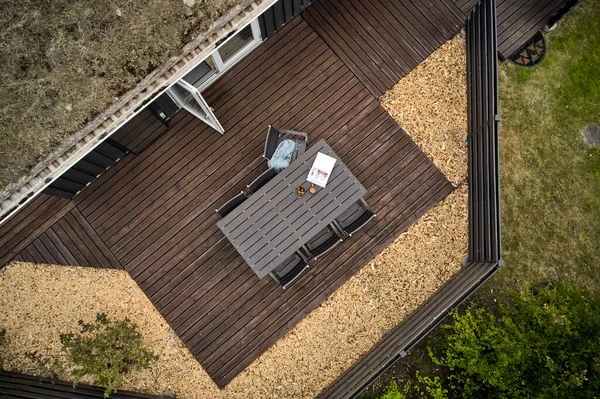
[589, 148, 600, 178]
[0, 0, 240, 190]
[498, 0, 600, 295]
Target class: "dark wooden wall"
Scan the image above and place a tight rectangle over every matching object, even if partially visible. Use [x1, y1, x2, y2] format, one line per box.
[44, 139, 129, 200]
[44, 93, 177, 201]
[0, 370, 162, 399]
[111, 109, 167, 154]
[258, 0, 312, 38]
[148, 92, 179, 123]
[112, 93, 178, 154]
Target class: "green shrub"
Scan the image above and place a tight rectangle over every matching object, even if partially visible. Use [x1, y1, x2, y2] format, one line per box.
[377, 373, 448, 399]
[414, 373, 447, 399]
[430, 282, 600, 398]
[60, 313, 157, 397]
[379, 381, 410, 399]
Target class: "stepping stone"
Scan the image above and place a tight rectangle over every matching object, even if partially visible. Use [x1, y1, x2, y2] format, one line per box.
[582, 123, 600, 147]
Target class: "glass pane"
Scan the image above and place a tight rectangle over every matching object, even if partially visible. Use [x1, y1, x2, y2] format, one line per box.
[182, 57, 217, 88]
[172, 84, 207, 118]
[218, 25, 254, 63]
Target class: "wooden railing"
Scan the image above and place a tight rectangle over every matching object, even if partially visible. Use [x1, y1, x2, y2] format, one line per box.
[467, 0, 502, 264]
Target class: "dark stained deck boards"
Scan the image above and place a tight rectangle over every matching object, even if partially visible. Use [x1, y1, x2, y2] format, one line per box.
[305, 0, 464, 96]
[0, 194, 75, 267]
[0, 0, 463, 388]
[1, 370, 163, 399]
[454, 0, 571, 58]
[111, 40, 340, 266]
[15, 208, 122, 269]
[110, 108, 168, 154]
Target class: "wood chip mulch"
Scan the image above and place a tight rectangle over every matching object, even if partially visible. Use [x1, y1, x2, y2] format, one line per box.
[381, 35, 468, 185]
[0, 36, 468, 399]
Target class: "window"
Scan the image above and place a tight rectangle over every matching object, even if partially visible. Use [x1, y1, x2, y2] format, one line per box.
[182, 57, 217, 88]
[166, 18, 263, 134]
[218, 25, 255, 63]
[178, 19, 262, 92]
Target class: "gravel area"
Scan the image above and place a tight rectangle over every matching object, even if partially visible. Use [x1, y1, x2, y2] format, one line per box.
[381, 35, 468, 185]
[0, 36, 468, 399]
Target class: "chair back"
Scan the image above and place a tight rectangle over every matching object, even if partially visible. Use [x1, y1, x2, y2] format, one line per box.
[216, 192, 247, 218]
[342, 210, 375, 236]
[247, 168, 278, 195]
[305, 224, 343, 259]
[263, 126, 281, 160]
[264, 126, 309, 161]
[270, 251, 309, 289]
[337, 198, 376, 236]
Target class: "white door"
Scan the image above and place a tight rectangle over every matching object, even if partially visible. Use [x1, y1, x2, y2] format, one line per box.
[167, 80, 225, 134]
[166, 19, 263, 134]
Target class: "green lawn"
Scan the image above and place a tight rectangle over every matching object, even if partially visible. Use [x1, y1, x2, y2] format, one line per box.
[498, 0, 600, 295]
[360, 1, 600, 396]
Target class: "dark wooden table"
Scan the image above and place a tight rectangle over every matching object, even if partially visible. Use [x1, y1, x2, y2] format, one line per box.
[218, 139, 367, 279]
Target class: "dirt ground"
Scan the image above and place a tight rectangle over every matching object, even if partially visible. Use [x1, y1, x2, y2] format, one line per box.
[0, 36, 468, 399]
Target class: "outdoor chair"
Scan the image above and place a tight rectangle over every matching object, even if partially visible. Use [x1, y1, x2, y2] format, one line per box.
[333, 198, 376, 236]
[246, 167, 278, 196]
[215, 192, 247, 218]
[269, 251, 309, 289]
[263, 125, 308, 161]
[303, 224, 343, 260]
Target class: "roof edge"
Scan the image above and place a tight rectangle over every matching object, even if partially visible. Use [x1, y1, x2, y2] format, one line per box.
[0, 0, 276, 224]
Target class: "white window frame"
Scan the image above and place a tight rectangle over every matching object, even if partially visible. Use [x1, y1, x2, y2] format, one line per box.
[195, 19, 262, 92]
[167, 80, 225, 134]
[168, 18, 263, 133]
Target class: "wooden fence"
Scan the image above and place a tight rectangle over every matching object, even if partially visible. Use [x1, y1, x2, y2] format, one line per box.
[316, 1, 502, 397]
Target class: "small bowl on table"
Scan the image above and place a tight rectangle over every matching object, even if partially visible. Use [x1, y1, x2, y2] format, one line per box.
[296, 186, 306, 196]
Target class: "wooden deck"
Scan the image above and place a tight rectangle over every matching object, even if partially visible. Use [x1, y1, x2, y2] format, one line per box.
[455, 0, 571, 58]
[0, 0, 573, 391]
[1, 370, 162, 399]
[0, 14, 454, 388]
[0, 0, 481, 388]
[304, 0, 464, 96]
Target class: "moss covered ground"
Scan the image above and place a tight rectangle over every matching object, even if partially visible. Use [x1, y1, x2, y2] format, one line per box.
[0, 0, 240, 190]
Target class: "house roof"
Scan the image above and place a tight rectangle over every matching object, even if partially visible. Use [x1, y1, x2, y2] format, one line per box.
[0, 0, 276, 224]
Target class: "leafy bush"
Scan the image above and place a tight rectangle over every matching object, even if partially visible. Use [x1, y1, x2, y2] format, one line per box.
[378, 373, 448, 399]
[379, 381, 411, 399]
[60, 313, 157, 397]
[430, 282, 600, 398]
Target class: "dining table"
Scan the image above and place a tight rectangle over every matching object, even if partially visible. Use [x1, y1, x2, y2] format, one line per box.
[217, 139, 367, 278]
